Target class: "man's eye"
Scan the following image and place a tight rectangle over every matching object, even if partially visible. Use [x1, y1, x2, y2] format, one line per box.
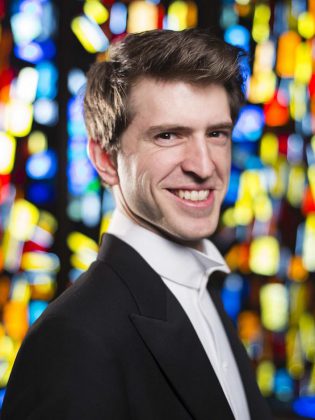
[208, 131, 229, 138]
[155, 132, 175, 140]
[210, 131, 220, 137]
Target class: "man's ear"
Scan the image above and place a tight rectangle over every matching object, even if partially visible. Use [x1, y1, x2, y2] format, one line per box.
[88, 139, 119, 186]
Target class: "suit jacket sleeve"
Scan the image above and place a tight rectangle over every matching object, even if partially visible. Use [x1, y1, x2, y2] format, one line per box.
[1, 316, 131, 420]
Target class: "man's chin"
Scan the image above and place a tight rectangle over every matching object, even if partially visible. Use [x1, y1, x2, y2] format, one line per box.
[173, 219, 219, 241]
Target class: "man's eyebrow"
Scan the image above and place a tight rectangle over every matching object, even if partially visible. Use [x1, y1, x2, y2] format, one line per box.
[207, 122, 233, 131]
[145, 125, 192, 136]
[146, 122, 234, 136]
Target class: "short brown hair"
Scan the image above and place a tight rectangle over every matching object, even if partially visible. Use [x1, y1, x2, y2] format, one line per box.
[84, 29, 246, 153]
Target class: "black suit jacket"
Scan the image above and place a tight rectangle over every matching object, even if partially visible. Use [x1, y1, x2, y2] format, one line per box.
[2, 234, 273, 419]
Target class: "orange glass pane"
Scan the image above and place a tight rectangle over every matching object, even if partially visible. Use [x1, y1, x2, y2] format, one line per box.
[3, 301, 28, 341]
[288, 256, 309, 282]
[264, 94, 290, 126]
[238, 311, 261, 342]
[276, 31, 301, 77]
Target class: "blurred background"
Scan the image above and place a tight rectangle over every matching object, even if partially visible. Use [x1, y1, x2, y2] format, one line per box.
[1, 0, 315, 418]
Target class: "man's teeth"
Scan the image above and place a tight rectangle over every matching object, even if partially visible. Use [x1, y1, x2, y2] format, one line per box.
[175, 190, 210, 201]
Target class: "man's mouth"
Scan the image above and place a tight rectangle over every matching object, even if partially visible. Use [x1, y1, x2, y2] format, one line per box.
[169, 189, 211, 202]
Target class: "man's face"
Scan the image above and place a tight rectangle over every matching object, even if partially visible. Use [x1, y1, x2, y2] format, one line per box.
[114, 78, 233, 250]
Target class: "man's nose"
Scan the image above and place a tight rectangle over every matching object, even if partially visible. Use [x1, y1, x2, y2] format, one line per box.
[181, 136, 215, 179]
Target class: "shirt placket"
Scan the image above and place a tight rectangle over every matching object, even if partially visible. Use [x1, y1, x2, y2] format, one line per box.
[198, 269, 236, 416]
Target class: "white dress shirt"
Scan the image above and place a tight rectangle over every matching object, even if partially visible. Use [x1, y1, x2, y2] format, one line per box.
[107, 209, 250, 420]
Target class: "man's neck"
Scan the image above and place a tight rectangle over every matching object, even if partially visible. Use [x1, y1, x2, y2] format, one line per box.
[116, 204, 205, 252]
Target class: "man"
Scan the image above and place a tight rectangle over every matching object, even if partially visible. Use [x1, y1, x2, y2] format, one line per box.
[2, 29, 272, 419]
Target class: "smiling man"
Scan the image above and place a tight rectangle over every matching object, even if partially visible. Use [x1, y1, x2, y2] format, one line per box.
[2, 30, 273, 420]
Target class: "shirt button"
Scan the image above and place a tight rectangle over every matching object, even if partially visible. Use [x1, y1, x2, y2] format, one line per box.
[222, 361, 228, 371]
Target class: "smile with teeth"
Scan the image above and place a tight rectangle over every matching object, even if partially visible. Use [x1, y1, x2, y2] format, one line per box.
[172, 189, 210, 201]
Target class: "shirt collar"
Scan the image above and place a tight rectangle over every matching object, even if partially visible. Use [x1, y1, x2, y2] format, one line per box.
[107, 209, 230, 291]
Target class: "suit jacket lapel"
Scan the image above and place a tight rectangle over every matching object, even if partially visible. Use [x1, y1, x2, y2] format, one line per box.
[208, 276, 273, 420]
[130, 289, 235, 420]
[98, 234, 234, 420]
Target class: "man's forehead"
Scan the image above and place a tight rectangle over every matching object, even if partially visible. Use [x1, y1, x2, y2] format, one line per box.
[128, 77, 230, 121]
[127, 77, 230, 116]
